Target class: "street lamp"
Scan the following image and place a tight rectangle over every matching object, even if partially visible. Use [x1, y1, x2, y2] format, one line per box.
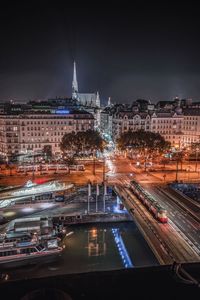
[175, 159, 179, 182]
[163, 174, 166, 183]
[96, 183, 99, 212]
[87, 181, 91, 214]
[195, 147, 199, 172]
[9, 164, 12, 176]
[32, 155, 35, 181]
[144, 148, 148, 172]
[102, 155, 106, 183]
[187, 166, 190, 182]
[93, 150, 96, 176]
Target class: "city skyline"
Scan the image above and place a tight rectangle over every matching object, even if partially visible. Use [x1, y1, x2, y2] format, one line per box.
[0, 3, 200, 103]
[0, 2, 199, 298]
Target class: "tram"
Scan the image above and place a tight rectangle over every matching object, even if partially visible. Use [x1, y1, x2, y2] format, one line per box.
[129, 180, 168, 223]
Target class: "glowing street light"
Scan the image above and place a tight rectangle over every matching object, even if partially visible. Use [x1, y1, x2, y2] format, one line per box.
[195, 147, 199, 172]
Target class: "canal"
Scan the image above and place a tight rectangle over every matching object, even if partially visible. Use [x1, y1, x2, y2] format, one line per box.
[3, 221, 158, 281]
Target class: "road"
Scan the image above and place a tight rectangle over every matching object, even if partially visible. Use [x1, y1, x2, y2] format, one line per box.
[1, 156, 199, 264]
[106, 157, 200, 262]
[115, 185, 200, 264]
[142, 184, 200, 256]
[0, 161, 108, 187]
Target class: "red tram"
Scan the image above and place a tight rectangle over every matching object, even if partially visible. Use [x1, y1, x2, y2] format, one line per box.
[129, 180, 168, 223]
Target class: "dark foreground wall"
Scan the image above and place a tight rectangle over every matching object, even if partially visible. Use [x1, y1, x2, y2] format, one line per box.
[0, 263, 199, 299]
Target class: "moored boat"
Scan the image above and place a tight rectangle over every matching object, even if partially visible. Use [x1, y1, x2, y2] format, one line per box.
[0, 238, 63, 269]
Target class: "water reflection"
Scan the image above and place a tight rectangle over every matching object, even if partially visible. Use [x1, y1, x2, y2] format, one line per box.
[87, 227, 133, 268]
[2, 222, 158, 282]
[112, 228, 133, 268]
[87, 228, 106, 257]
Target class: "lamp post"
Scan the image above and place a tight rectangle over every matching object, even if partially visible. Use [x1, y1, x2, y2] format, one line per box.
[93, 150, 96, 176]
[163, 174, 166, 183]
[93, 156, 96, 175]
[175, 159, 179, 182]
[9, 164, 12, 176]
[195, 147, 199, 172]
[88, 181, 91, 214]
[103, 177, 107, 213]
[187, 166, 190, 182]
[96, 183, 99, 212]
[102, 154, 107, 213]
[144, 148, 148, 172]
[32, 154, 35, 181]
[102, 155, 106, 183]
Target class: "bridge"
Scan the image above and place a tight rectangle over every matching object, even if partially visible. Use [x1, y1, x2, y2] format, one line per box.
[52, 212, 132, 225]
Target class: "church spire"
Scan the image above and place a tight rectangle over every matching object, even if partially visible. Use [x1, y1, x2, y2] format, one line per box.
[108, 97, 111, 106]
[96, 91, 100, 108]
[72, 61, 78, 99]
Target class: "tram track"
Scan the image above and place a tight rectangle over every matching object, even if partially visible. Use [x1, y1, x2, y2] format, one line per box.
[161, 186, 200, 223]
[115, 185, 200, 264]
[115, 186, 175, 264]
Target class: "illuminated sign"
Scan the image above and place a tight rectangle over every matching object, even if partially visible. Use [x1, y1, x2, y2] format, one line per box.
[55, 109, 70, 114]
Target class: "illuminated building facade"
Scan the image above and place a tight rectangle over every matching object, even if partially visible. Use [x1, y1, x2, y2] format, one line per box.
[0, 109, 94, 158]
[112, 111, 151, 139]
[150, 111, 183, 148]
[182, 109, 200, 147]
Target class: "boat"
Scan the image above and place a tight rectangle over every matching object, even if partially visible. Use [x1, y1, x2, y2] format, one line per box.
[0, 238, 63, 268]
[0, 232, 34, 247]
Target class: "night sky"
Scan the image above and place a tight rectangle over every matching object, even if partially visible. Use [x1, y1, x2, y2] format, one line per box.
[0, 2, 200, 104]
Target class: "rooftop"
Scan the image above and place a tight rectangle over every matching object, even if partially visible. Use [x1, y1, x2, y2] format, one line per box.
[183, 108, 200, 116]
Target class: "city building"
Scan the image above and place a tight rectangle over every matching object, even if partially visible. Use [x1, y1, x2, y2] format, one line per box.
[100, 107, 113, 137]
[0, 108, 94, 159]
[150, 111, 183, 148]
[112, 111, 151, 139]
[71, 61, 101, 129]
[182, 108, 200, 147]
[100, 100, 200, 149]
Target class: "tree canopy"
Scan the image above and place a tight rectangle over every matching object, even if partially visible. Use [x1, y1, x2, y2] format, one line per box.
[191, 142, 200, 151]
[60, 130, 106, 157]
[117, 130, 170, 154]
